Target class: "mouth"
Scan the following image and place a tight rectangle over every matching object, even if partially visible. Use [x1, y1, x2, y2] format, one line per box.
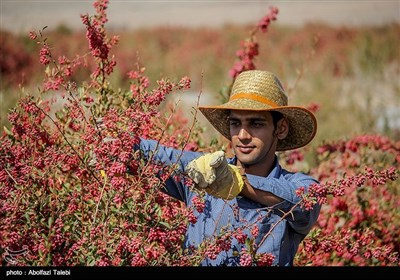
[237, 145, 255, 154]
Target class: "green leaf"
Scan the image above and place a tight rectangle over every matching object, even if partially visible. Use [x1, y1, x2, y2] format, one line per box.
[159, 221, 171, 229]
[48, 216, 53, 228]
[24, 212, 31, 225]
[87, 257, 96, 266]
[3, 126, 12, 135]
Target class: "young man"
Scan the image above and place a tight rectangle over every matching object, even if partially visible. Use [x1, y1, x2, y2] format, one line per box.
[137, 70, 320, 266]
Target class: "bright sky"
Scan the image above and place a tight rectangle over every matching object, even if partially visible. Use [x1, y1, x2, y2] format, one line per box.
[1, 0, 399, 34]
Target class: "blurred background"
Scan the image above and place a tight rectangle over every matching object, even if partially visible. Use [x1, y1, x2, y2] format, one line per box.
[2, 0, 399, 32]
[1, 0, 399, 146]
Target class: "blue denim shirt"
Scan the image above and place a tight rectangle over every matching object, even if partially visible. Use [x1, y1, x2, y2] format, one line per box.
[138, 138, 320, 266]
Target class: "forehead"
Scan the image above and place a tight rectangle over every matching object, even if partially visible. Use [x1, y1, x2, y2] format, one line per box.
[228, 110, 272, 119]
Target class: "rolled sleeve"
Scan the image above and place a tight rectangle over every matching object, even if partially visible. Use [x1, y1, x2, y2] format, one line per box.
[245, 173, 317, 204]
[245, 168, 320, 235]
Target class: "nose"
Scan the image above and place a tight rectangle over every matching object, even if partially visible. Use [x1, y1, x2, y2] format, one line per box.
[238, 127, 251, 140]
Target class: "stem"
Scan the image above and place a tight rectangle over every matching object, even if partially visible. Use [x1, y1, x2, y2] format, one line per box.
[255, 200, 302, 251]
[92, 171, 107, 226]
[34, 103, 102, 187]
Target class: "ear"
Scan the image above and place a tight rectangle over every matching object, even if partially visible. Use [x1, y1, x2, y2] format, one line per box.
[275, 118, 289, 140]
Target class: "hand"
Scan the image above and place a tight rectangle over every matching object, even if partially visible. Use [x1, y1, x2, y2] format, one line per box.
[186, 151, 244, 200]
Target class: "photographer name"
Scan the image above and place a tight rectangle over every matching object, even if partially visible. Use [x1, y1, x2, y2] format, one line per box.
[6, 269, 71, 276]
[30, 269, 70, 276]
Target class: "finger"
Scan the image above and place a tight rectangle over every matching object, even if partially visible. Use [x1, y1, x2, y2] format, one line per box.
[204, 166, 216, 185]
[193, 171, 209, 189]
[186, 163, 200, 183]
[186, 163, 208, 189]
[210, 151, 229, 180]
[209, 151, 225, 168]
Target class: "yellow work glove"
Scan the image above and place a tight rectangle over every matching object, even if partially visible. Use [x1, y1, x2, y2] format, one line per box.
[186, 151, 244, 200]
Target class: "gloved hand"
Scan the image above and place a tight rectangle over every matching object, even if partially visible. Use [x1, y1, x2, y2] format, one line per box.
[186, 151, 244, 200]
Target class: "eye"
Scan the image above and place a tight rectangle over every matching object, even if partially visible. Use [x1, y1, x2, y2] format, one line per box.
[250, 121, 265, 128]
[229, 119, 240, 127]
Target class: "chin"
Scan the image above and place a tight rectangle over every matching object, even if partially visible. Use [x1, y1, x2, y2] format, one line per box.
[236, 155, 257, 166]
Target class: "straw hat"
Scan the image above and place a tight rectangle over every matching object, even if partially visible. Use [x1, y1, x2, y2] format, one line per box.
[198, 70, 317, 151]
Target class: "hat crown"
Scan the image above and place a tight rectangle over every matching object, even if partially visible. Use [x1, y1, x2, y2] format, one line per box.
[230, 70, 288, 107]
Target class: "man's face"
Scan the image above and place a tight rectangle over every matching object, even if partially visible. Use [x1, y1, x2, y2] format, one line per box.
[229, 110, 277, 168]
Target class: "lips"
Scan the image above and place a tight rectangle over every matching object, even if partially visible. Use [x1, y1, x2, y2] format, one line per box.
[237, 146, 255, 154]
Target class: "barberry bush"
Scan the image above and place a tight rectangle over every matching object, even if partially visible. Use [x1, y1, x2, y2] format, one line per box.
[1, 0, 398, 266]
[0, 0, 195, 266]
[295, 135, 399, 265]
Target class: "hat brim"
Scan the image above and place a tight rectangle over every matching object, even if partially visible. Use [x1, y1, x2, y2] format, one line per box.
[198, 102, 317, 151]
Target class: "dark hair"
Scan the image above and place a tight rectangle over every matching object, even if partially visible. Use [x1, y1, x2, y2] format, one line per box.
[271, 111, 284, 129]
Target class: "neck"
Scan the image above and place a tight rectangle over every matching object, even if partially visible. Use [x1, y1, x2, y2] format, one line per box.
[237, 154, 276, 177]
